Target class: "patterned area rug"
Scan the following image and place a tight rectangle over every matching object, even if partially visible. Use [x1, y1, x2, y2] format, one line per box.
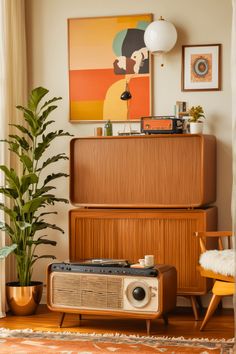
[0, 328, 234, 353]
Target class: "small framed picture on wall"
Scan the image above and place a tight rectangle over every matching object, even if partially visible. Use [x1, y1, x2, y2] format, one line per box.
[181, 44, 221, 91]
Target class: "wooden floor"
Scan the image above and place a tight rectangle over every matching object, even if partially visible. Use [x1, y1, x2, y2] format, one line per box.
[0, 305, 234, 339]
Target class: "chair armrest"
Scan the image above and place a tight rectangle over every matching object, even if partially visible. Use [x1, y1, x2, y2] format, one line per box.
[194, 231, 233, 253]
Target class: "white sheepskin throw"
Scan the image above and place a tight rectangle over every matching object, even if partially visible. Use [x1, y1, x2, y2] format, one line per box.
[199, 249, 235, 276]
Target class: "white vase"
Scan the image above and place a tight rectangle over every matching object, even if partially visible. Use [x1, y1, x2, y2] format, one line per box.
[189, 122, 204, 134]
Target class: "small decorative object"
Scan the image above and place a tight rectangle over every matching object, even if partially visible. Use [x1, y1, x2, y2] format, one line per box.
[144, 255, 155, 267]
[175, 101, 187, 118]
[95, 127, 103, 136]
[120, 81, 132, 101]
[104, 120, 113, 136]
[0, 87, 72, 315]
[188, 105, 205, 134]
[182, 44, 221, 91]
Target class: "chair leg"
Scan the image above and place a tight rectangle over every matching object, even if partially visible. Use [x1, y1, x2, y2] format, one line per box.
[200, 294, 222, 331]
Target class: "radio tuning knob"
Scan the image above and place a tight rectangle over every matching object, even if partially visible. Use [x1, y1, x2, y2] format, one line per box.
[132, 287, 146, 301]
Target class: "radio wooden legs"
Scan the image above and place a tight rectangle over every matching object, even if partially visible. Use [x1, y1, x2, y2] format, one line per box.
[58, 313, 170, 335]
[59, 312, 65, 328]
[146, 319, 151, 335]
[59, 313, 82, 328]
[146, 315, 169, 335]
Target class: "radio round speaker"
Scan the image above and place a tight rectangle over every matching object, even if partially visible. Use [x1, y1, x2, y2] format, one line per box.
[125, 281, 151, 308]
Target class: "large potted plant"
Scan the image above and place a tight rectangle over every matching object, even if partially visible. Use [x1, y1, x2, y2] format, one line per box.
[0, 87, 72, 315]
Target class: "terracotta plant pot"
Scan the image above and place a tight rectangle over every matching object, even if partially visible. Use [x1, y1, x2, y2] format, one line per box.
[6, 281, 43, 316]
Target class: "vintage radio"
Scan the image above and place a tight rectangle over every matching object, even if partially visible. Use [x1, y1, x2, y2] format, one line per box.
[141, 116, 183, 134]
[47, 262, 177, 334]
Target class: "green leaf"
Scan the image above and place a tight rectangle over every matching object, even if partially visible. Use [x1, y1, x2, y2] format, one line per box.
[33, 185, 56, 198]
[37, 120, 55, 136]
[0, 187, 18, 199]
[27, 87, 49, 112]
[43, 173, 68, 185]
[20, 173, 38, 195]
[16, 221, 32, 230]
[0, 165, 20, 191]
[38, 154, 68, 171]
[31, 221, 64, 234]
[9, 124, 33, 141]
[43, 196, 69, 205]
[20, 154, 33, 173]
[0, 203, 18, 219]
[34, 131, 72, 160]
[8, 135, 29, 151]
[21, 196, 47, 214]
[37, 211, 58, 218]
[27, 239, 57, 246]
[0, 222, 15, 236]
[31, 254, 56, 265]
[7, 142, 20, 155]
[38, 105, 58, 125]
[16, 106, 39, 135]
[0, 244, 17, 259]
[40, 96, 62, 111]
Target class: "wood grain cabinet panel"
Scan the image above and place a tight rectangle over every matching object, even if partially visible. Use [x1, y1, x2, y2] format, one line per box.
[69, 207, 217, 295]
[70, 134, 216, 208]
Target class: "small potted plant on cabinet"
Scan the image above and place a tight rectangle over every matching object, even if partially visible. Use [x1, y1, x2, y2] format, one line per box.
[0, 87, 72, 315]
[188, 105, 205, 134]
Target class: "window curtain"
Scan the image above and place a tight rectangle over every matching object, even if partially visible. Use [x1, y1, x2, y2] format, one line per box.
[232, 0, 236, 342]
[0, 0, 27, 317]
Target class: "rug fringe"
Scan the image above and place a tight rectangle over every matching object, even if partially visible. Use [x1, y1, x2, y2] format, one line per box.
[0, 327, 234, 343]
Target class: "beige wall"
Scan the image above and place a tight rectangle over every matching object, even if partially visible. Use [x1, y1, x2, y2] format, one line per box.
[25, 0, 232, 283]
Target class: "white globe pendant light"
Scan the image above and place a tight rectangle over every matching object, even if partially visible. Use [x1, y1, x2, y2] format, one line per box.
[144, 16, 177, 54]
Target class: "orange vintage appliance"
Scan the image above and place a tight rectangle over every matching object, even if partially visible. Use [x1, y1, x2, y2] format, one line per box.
[141, 116, 183, 134]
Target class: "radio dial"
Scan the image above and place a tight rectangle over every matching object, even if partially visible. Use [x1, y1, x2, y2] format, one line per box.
[132, 287, 146, 301]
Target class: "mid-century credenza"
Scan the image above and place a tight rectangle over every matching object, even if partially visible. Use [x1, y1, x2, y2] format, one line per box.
[69, 134, 217, 314]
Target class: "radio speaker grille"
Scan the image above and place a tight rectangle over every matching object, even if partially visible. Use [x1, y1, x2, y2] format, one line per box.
[51, 273, 123, 310]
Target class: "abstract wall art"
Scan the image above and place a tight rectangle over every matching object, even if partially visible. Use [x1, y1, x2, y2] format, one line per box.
[68, 14, 152, 121]
[181, 44, 221, 91]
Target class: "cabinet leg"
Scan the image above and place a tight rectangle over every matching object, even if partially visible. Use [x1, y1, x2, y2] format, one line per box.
[190, 295, 199, 321]
[59, 312, 65, 328]
[162, 313, 169, 326]
[146, 319, 151, 335]
[196, 296, 203, 312]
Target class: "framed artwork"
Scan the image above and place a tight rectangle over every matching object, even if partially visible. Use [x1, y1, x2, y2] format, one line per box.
[68, 14, 153, 122]
[181, 44, 221, 91]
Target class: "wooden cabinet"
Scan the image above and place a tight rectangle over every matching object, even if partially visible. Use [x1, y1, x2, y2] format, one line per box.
[69, 207, 217, 295]
[70, 134, 216, 208]
[69, 134, 217, 296]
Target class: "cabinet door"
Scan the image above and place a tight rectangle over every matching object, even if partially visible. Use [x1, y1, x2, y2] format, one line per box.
[70, 135, 216, 208]
[69, 207, 217, 295]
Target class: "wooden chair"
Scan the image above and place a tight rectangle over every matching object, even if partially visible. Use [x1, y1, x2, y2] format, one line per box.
[195, 231, 234, 331]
